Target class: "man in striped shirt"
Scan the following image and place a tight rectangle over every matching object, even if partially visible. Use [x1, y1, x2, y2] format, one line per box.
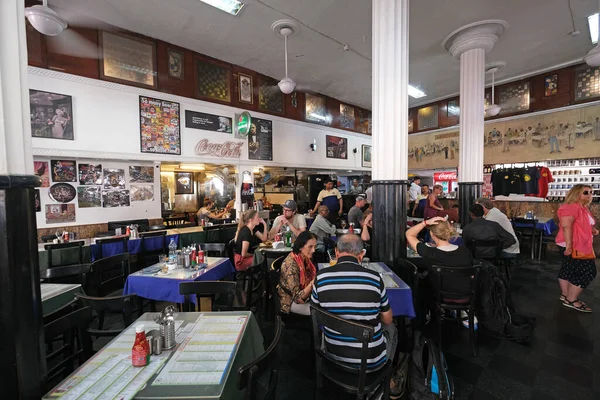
[311, 234, 397, 371]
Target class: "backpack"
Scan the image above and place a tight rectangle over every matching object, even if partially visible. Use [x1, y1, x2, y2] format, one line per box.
[476, 261, 535, 343]
[408, 332, 454, 400]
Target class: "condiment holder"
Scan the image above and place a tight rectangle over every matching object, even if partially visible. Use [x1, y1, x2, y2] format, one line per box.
[153, 305, 177, 350]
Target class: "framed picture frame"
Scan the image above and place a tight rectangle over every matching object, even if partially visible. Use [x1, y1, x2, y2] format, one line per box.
[194, 56, 231, 103]
[258, 75, 284, 114]
[30, 90, 74, 140]
[175, 172, 194, 194]
[544, 74, 558, 97]
[574, 65, 600, 101]
[339, 103, 355, 130]
[447, 99, 460, 117]
[326, 135, 348, 159]
[168, 48, 184, 80]
[362, 145, 372, 168]
[305, 93, 329, 125]
[238, 73, 253, 104]
[99, 30, 157, 89]
[139, 96, 181, 155]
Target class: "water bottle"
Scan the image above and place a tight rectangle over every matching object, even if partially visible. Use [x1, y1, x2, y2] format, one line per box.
[168, 238, 177, 263]
[285, 228, 292, 248]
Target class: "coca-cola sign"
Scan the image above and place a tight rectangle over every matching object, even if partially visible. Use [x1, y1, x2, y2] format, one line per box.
[434, 171, 458, 181]
[195, 139, 243, 158]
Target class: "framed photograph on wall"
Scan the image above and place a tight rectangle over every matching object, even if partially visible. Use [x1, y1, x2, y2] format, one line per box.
[139, 96, 181, 155]
[326, 135, 348, 159]
[30, 90, 74, 140]
[238, 73, 253, 104]
[362, 145, 372, 168]
[175, 172, 194, 194]
[99, 31, 157, 89]
[168, 48, 184, 80]
[305, 93, 329, 125]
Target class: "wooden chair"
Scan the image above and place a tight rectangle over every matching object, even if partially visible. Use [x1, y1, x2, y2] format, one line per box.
[430, 263, 481, 356]
[44, 241, 84, 269]
[43, 264, 91, 286]
[309, 304, 392, 400]
[75, 293, 138, 340]
[86, 253, 131, 297]
[237, 316, 284, 400]
[95, 236, 129, 260]
[179, 281, 236, 311]
[139, 230, 167, 268]
[43, 307, 93, 392]
[200, 242, 226, 257]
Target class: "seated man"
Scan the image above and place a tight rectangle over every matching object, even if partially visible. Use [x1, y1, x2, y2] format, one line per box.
[268, 199, 307, 240]
[462, 204, 516, 259]
[347, 195, 366, 228]
[309, 205, 337, 252]
[475, 197, 520, 258]
[311, 235, 400, 395]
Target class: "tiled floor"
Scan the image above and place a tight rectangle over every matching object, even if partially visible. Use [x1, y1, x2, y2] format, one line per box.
[270, 253, 600, 400]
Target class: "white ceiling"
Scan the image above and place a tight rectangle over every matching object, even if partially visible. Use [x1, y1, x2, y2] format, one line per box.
[48, 0, 599, 109]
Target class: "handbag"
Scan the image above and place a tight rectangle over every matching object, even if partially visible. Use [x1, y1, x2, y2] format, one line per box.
[572, 249, 596, 260]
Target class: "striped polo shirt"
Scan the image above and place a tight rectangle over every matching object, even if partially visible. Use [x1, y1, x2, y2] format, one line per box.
[311, 256, 390, 369]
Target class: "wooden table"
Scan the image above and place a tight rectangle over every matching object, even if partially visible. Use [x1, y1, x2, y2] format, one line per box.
[40, 283, 81, 316]
[43, 311, 264, 400]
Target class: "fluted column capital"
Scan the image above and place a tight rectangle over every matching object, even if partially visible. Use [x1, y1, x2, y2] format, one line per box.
[442, 20, 508, 59]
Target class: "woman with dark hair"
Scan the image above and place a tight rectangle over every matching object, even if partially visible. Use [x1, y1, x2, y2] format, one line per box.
[278, 231, 318, 316]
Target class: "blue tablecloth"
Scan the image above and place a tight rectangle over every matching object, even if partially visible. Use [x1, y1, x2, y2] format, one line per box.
[123, 257, 234, 304]
[91, 234, 179, 261]
[317, 262, 415, 318]
[514, 218, 558, 236]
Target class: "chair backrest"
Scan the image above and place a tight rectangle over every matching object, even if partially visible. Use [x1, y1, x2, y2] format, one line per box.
[466, 238, 503, 260]
[205, 225, 222, 243]
[179, 281, 236, 311]
[227, 239, 236, 266]
[511, 217, 537, 234]
[95, 236, 129, 259]
[41, 234, 57, 243]
[43, 306, 93, 390]
[200, 242, 226, 257]
[430, 263, 481, 305]
[75, 293, 138, 338]
[271, 256, 286, 272]
[43, 264, 91, 286]
[140, 230, 167, 251]
[44, 241, 84, 269]
[87, 253, 131, 296]
[107, 219, 149, 232]
[221, 225, 238, 244]
[309, 304, 376, 396]
[237, 316, 284, 400]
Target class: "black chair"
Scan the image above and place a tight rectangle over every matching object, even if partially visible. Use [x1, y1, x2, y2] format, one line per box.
[175, 222, 197, 229]
[95, 236, 129, 259]
[164, 216, 187, 228]
[75, 293, 138, 340]
[466, 238, 512, 279]
[200, 242, 226, 257]
[180, 281, 236, 311]
[511, 218, 538, 260]
[86, 253, 131, 297]
[41, 234, 57, 243]
[430, 263, 481, 356]
[43, 306, 93, 391]
[43, 264, 91, 286]
[538, 226, 558, 260]
[237, 316, 284, 400]
[139, 230, 167, 268]
[205, 225, 223, 243]
[309, 304, 392, 400]
[227, 239, 236, 266]
[44, 241, 84, 269]
[107, 218, 149, 233]
[222, 224, 238, 244]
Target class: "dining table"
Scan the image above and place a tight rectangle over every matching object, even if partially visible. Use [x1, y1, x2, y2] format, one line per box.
[123, 257, 235, 305]
[42, 311, 264, 400]
[41, 283, 82, 316]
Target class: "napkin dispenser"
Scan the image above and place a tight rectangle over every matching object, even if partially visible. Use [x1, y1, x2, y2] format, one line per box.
[272, 241, 285, 249]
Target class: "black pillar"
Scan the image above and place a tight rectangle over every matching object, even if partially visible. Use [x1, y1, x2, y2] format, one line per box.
[372, 180, 409, 280]
[458, 182, 483, 226]
[0, 174, 44, 399]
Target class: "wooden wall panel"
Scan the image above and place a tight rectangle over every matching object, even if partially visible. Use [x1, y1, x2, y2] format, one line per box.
[156, 41, 194, 98]
[46, 27, 99, 79]
[530, 67, 571, 111]
[439, 97, 459, 127]
[327, 97, 340, 129]
[25, 20, 47, 68]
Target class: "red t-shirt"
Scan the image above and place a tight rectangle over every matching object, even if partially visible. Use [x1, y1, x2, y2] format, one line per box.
[525, 167, 553, 198]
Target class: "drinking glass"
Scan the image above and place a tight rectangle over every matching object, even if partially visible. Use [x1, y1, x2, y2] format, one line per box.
[327, 249, 337, 266]
[341, 220, 347, 229]
[361, 257, 370, 270]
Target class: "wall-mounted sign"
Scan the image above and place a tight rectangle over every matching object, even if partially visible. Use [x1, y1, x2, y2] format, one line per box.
[185, 110, 232, 133]
[248, 118, 273, 161]
[434, 171, 458, 181]
[194, 139, 243, 158]
[235, 111, 252, 138]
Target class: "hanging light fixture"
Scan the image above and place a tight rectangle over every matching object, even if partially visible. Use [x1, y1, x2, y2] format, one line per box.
[272, 20, 299, 94]
[585, 0, 600, 66]
[485, 62, 505, 117]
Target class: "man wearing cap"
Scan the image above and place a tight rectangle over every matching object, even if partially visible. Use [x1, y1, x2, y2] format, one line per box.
[310, 179, 343, 225]
[269, 199, 307, 240]
[348, 195, 366, 228]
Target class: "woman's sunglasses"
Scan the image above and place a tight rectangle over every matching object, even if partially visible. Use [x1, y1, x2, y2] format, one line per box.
[582, 191, 591, 195]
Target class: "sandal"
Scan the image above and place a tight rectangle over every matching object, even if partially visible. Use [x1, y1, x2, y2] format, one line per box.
[559, 294, 567, 304]
[562, 299, 592, 313]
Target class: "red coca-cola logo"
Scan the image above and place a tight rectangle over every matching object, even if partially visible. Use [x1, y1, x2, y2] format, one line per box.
[195, 139, 243, 158]
[434, 171, 458, 181]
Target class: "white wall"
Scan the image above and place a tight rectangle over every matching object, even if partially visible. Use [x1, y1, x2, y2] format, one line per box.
[28, 67, 372, 171]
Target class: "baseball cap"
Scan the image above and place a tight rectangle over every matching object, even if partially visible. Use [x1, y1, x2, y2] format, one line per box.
[283, 199, 297, 211]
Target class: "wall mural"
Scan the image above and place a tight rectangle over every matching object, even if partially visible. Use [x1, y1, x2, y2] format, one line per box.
[408, 103, 600, 170]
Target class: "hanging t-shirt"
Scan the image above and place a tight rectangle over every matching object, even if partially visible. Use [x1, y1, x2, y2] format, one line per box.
[525, 167, 554, 198]
[521, 167, 540, 194]
[510, 168, 525, 194]
[492, 168, 512, 196]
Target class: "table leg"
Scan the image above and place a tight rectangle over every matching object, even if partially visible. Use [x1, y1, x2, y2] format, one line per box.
[199, 297, 212, 311]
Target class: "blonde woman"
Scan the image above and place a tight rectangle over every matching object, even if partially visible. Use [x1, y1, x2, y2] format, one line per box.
[556, 184, 598, 312]
[233, 210, 267, 271]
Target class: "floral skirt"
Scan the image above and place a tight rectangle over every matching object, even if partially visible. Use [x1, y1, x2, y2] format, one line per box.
[558, 254, 597, 288]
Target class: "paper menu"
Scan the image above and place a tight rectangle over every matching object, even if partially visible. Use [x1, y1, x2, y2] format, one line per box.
[382, 274, 399, 288]
[152, 315, 248, 386]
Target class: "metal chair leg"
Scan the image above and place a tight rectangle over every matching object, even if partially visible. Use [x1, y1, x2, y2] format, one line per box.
[469, 310, 477, 357]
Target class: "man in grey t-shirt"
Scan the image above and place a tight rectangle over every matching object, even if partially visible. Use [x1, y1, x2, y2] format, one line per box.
[309, 205, 337, 251]
[347, 196, 366, 228]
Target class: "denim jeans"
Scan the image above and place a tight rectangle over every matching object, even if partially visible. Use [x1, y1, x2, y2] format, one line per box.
[549, 136, 560, 152]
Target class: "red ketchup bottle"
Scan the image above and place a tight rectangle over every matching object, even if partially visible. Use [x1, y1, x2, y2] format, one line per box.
[132, 324, 149, 367]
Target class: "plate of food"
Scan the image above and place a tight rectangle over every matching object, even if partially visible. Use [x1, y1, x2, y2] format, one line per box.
[259, 240, 274, 248]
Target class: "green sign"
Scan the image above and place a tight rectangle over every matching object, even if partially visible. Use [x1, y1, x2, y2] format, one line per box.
[236, 111, 252, 138]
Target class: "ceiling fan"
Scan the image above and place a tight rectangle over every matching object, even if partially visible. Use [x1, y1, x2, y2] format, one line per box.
[485, 62, 506, 117]
[272, 20, 299, 95]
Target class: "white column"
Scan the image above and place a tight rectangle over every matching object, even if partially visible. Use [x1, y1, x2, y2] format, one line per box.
[372, 0, 409, 181]
[442, 20, 508, 183]
[0, 0, 34, 174]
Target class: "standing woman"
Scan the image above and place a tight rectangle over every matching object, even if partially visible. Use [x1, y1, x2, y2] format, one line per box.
[424, 184, 445, 220]
[556, 184, 598, 312]
[233, 210, 267, 271]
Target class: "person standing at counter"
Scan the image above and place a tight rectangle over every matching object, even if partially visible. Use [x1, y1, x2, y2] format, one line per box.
[347, 196, 366, 228]
[233, 210, 267, 271]
[269, 200, 307, 240]
[424, 184, 445, 219]
[310, 179, 343, 224]
[408, 177, 421, 214]
[556, 184, 598, 313]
